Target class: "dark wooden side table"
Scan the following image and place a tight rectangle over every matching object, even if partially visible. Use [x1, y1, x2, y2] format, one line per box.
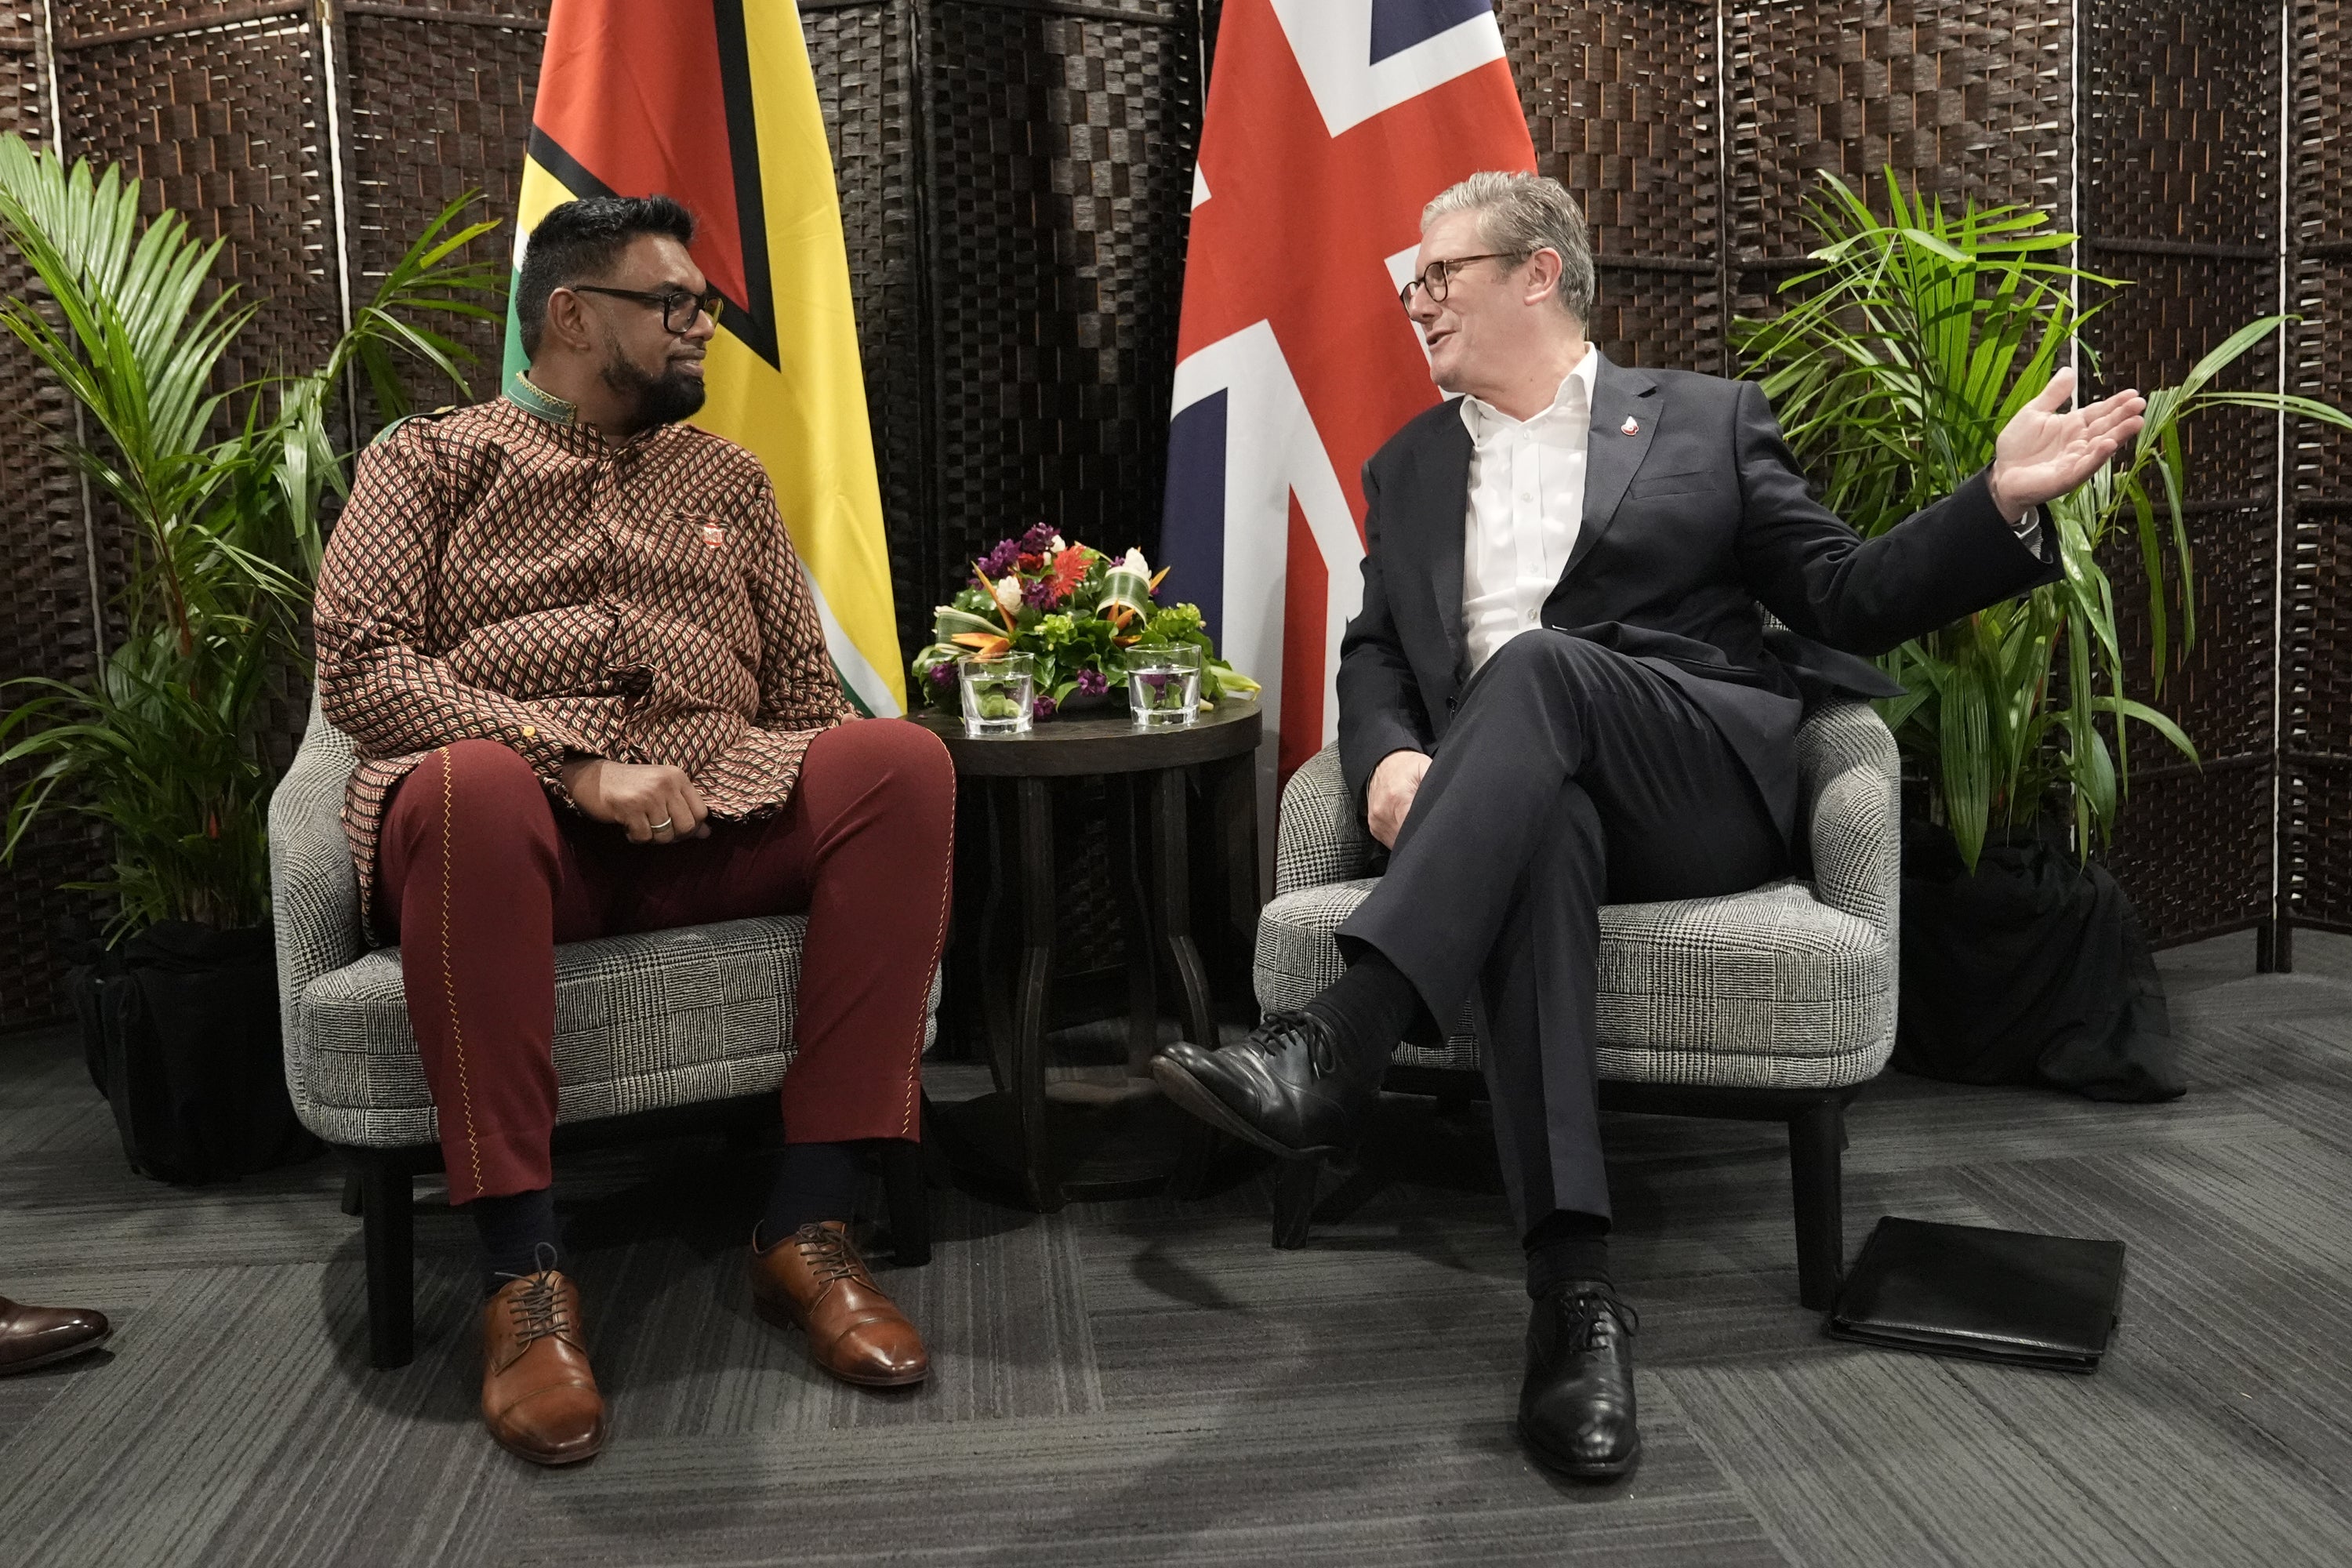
[913, 699, 1263, 1210]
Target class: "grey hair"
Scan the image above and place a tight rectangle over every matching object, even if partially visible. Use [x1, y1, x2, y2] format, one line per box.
[1422, 171, 1595, 324]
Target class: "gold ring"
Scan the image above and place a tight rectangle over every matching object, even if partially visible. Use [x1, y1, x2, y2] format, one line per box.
[649, 816, 674, 832]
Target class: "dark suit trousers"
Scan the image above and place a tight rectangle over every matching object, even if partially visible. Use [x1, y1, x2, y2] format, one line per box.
[1336, 631, 1785, 1234]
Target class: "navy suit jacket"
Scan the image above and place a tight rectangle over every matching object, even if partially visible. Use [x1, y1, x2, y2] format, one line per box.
[1334, 352, 2062, 840]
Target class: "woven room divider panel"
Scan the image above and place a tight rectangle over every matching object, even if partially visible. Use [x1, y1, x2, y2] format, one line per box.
[2082, 0, 2287, 951]
[0, 7, 109, 1023]
[2285, 0, 2352, 943]
[0, 1, 2341, 1023]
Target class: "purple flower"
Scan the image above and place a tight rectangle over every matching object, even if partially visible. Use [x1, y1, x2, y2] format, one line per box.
[1033, 693, 1059, 721]
[1076, 668, 1109, 697]
[979, 539, 1021, 577]
[1022, 576, 1055, 608]
[1019, 521, 1059, 554]
[927, 661, 956, 688]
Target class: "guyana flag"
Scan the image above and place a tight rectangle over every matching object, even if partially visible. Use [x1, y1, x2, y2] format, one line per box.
[504, 0, 905, 714]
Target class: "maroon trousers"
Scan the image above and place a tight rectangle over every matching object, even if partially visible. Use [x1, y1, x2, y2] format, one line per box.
[376, 720, 954, 1205]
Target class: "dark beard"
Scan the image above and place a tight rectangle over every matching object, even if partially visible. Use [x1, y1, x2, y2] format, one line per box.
[601, 352, 706, 426]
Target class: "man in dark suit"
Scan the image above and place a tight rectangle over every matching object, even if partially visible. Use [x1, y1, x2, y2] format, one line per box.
[1153, 172, 2145, 1479]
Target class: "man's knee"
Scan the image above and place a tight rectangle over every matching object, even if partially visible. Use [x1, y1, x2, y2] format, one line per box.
[440, 738, 547, 805]
[1483, 629, 1614, 685]
[1462, 630, 1617, 721]
[390, 739, 548, 829]
[814, 719, 954, 804]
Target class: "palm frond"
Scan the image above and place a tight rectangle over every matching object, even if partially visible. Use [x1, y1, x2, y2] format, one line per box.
[0, 134, 500, 933]
[1726, 167, 2309, 869]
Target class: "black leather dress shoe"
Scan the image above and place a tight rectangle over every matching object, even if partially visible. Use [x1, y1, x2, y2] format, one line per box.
[1150, 1011, 1377, 1159]
[1518, 1282, 1641, 1479]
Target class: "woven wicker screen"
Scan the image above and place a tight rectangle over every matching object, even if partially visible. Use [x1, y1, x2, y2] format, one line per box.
[2080, 0, 2287, 949]
[2285, 0, 2352, 942]
[0, 6, 109, 1024]
[0, 2, 2339, 1023]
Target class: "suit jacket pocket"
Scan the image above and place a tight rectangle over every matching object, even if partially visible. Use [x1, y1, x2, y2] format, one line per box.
[1627, 470, 1714, 502]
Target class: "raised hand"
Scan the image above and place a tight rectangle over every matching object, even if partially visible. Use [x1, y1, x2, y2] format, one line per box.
[1988, 366, 2147, 521]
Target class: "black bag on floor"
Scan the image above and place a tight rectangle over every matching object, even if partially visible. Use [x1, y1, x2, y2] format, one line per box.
[1894, 819, 2185, 1102]
[67, 922, 321, 1184]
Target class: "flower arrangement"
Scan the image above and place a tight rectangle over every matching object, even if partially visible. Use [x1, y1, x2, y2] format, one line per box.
[910, 524, 1259, 720]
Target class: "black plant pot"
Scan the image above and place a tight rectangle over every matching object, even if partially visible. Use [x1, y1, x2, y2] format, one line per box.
[1893, 818, 2186, 1102]
[67, 922, 322, 1184]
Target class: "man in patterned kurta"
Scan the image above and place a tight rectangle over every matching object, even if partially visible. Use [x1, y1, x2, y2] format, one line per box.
[315, 196, 950, 1466]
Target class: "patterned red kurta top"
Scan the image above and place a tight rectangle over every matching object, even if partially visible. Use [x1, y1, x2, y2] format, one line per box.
[314, 376, 854, 919]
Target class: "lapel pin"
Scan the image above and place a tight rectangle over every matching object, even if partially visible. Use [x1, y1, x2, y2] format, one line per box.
[701, 522, 726, 548]
[1621, 416, 1641, 437]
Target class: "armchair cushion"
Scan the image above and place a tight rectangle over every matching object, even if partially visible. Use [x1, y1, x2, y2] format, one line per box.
[269, 692, 935, 1151]
[297, 916, 815, 1149]
[1253, 702, 1900, 1092]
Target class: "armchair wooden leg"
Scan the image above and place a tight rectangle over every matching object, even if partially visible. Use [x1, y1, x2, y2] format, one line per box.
[357, 1156, 415, 1370]
[880, 1138, 931, 1268]
[918, 1091, 956, 1189]
[1788, 1098, 1847, 1312]
[1272, 1156, 1323, 1250]
[340, 1171, 364, 1218]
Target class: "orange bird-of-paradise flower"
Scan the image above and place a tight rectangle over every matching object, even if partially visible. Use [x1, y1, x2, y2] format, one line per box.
[952, 631, 1013, 659]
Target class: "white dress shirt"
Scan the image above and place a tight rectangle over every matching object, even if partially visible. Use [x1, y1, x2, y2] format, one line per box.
[1454, 349, 2043, 675]
[1458, 348, 1602, 673]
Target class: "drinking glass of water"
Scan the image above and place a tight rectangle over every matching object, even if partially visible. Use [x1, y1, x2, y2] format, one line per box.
[960, 652, 1036, 738]
[1125, 644, 1202, 728]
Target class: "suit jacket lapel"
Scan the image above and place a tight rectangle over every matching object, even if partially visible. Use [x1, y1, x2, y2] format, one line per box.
[1418, 404, 1473, 676]
[1563, 354, 1660, 579]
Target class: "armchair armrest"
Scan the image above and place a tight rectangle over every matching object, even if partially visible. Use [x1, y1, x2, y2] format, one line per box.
[1275, 743, 1377, 895]
[267, 690, 367, 1086]
[1794, 701, 1900, 939]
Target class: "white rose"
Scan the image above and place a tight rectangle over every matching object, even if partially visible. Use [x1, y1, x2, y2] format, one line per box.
[1049, 535, 1067, 552]
[1121, 547, 1150, 576]
[993, 577, 1025, 615]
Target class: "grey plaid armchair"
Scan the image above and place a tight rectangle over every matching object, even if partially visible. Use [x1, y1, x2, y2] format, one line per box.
[1251, 701, 1900, 1308]
[269, 693, 936, 1367]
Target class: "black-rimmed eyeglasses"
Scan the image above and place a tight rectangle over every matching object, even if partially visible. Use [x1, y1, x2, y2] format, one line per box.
[1397, 252, 1523, 310]
[570, 285, 725, 334]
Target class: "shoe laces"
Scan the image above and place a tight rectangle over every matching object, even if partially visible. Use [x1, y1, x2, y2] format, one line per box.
[1560, 1289, 1639, 1352]
[793, 1224, 868, 1286]
[1251, 1011, 1343, 1077]
[496, 1244, 575, 1346]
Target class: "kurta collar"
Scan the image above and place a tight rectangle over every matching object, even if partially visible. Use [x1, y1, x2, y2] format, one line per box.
[506, 370, 578, 426]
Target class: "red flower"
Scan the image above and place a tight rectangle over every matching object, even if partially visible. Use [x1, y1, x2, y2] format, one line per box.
[1048, 546, 1090, 601]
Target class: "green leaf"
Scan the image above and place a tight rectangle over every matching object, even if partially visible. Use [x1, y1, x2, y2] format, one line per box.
[0, 136, 499, 931]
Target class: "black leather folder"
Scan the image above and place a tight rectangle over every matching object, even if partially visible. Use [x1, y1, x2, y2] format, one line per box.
[1826, 1218, 2125, 1371]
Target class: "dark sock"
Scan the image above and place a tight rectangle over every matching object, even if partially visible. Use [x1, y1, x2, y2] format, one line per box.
[756, 1140, 872, 1252]
[1525, 1209, 1613, 1299]
[470, 1186, 559, 1296]
[1302, 949, 1423, 1080]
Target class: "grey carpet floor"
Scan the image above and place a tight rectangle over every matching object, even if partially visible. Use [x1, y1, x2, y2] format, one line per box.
[6, 933, 2352, 1566]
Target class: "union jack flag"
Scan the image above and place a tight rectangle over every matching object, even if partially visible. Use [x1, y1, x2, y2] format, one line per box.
[1161, 0, 1535, 798]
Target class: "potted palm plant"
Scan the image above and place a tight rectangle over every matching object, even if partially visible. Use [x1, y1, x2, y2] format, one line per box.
[0, 134, 501, 1180]
[1734, 171, 2352, 1098]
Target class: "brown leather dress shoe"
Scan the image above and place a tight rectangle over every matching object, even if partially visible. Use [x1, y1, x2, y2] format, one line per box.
[750, 1221, 929, 1387]
[0, 1294, 111, 1375]
[481, 1268, 604, 1465]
